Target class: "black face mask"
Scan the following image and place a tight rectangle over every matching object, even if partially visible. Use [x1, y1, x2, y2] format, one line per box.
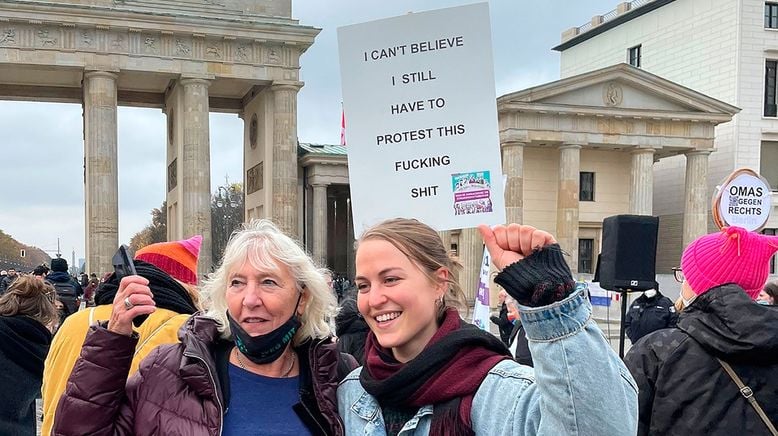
[227, 294, 302, 365]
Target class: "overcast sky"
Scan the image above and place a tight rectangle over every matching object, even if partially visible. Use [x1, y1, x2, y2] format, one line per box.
[0, 0, 616, 266]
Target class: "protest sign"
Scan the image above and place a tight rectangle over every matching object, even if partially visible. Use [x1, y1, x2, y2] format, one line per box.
[712, 168, 772, 232]
[472, 247, 491, 331]
[338, 3, 506, 235]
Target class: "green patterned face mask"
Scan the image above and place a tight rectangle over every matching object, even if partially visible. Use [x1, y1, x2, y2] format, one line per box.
[226, 293, 302, 364]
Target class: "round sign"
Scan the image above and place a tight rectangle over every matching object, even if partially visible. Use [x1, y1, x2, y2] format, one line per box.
[713, 169, 772, 231]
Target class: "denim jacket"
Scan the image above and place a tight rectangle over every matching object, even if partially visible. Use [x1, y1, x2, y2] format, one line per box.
[337, 290, 638, 435]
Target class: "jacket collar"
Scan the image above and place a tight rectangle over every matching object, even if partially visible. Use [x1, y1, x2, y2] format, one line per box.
[679, 284, 778, 362]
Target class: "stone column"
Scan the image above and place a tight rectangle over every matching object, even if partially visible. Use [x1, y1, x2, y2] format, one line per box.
[180, 78, 212, 276]
[83, 71, 118, 275]
[458, 228, 483, 303]
[557, 144, 581, 274]
[271, 83, 302, 239]
[311, 183, 328, 266]
[683, 150, 711, 247]
[438, 231, 451, 254]
[629, 148, 655, 215]
[502, 142, 525, 224]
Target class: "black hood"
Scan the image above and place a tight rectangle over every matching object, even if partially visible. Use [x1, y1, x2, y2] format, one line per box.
[678, 284, 778, 363]
[0, 315, 51, 375]
[335, 298, 369, 337]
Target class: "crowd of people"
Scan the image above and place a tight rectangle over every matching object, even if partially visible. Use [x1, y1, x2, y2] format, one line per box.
[0, 216, 776, 435]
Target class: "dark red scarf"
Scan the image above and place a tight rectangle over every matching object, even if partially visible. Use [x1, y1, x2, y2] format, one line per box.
[359, 308, 511, 436]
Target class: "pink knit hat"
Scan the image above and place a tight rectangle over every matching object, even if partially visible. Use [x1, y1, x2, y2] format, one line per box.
[135, 235, 202, 285]
[681, 227, 778, 299]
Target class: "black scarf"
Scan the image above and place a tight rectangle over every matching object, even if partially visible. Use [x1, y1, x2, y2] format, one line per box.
[95, 260, 198, 317]
[359, 309, 510, 436]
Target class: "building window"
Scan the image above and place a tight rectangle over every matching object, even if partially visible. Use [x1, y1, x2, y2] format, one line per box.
[580, 172, 595, 201]
[578, 239, 594, 274]
[764, 229, 777, 273]
[766, 3, 778, 28]
[766, 60, 777, 117]
[628, 45, 641, 68]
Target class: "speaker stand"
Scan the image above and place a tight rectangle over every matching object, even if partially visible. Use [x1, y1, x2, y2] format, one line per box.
[618, 289, 629, 359]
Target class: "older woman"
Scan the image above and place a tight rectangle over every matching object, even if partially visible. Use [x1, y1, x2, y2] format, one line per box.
[0, 276, 58, 435]
[54, 220, 356, 436]
[625, 227, 778, 435]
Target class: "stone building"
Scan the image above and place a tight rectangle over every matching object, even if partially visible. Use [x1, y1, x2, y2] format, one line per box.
[554, 0, 777, 271]
[0, 0, 318, 275]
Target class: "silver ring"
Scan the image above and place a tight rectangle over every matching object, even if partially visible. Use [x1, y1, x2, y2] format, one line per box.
[124, 297, 133, 310]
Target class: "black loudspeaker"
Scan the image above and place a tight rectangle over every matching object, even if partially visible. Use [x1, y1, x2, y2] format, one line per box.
[598, 214, 659, 291]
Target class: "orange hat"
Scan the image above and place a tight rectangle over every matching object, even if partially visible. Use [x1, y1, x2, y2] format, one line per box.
[135, 235, 202, 285]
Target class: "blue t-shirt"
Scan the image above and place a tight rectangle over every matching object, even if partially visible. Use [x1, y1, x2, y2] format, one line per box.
[223, 363, 312, 436]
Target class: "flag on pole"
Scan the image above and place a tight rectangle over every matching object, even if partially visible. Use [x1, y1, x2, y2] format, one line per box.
[471, 247, 491, 331]
[340, 107, 346, 146]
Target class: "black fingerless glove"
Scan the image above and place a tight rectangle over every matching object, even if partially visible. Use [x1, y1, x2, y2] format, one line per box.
[494, 243, 575, 307]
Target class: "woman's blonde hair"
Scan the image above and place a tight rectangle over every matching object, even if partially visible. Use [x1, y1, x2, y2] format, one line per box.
[0, 276, 58, 327]
[203, 219, 337, 345]
[357, 218, 466, 317]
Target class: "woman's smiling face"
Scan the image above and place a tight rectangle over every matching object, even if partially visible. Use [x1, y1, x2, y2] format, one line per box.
[355, 238, 445, 363]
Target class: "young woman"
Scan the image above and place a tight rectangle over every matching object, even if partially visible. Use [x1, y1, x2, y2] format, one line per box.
[338, 218, 637, 435]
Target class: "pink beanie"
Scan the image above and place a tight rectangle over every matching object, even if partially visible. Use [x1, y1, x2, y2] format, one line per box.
[135, 235, 202, 285]
[681, 227, 778, 299]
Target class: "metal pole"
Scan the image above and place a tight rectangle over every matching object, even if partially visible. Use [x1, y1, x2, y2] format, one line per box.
[619, 289, 629, 359]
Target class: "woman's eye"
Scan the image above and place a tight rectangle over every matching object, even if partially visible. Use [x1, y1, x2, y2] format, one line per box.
[385, 277, 399, 284]
[229, 279, 244, 287]
[357, 283, 369, 293]
[262, 279, 279, 287]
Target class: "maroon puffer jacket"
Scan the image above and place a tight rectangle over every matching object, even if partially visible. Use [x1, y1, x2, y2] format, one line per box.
[53, 315, 356, 436]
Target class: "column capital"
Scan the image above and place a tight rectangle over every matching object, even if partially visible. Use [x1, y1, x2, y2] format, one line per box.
[560, 142, 584, 150]
[179, 77, 212, 87]
[310, 182, 329, 188]
[630, 147, 656, 155]
[83, 70, 118, 80]
[499, 128, 527, 146]
[270, 81, 304, 93]
[685, 149, 713, 157]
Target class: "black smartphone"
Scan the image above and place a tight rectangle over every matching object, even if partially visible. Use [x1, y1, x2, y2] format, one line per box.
[111, 245, 147, 327]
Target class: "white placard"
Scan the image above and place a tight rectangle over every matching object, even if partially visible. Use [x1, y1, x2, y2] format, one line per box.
[472, 247, 491, 331]
[718, 173, 772, 231]
[338, 3, 506, 236]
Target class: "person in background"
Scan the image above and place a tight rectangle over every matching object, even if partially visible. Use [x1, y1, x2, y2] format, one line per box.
[339, 219, 637, 435]
[53, 220, 356, 435]
[489, 289, 512, 346]
[624, 286, 678, 343]
[32, 265, 49, 281]
[757, 281, 777, 305]
[504, 296, 532, 367]
[625, 227, 778, 435]
[82, 273, 99, 307]
[335, 294, 370, 365]
[0, 276, 58, 435]
[41, 236, 203, 436]
[45, 258, 82, 320]
[0, 268, 18, 294]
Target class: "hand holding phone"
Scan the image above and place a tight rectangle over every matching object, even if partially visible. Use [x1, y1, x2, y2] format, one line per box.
[111, 245, 152, 328]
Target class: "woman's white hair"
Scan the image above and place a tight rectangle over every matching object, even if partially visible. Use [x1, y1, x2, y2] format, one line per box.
[203, 219, 338, 345]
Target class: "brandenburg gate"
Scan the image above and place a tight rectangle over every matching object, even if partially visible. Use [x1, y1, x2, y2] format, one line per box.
[0, 0, 318, 274]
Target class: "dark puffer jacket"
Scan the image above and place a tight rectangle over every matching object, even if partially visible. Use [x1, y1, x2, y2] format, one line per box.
[53, 315, 356, 436]
[335, 298, 369, 365]
[625, 284, 778, 436]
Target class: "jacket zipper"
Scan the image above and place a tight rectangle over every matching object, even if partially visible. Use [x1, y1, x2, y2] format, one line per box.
[183, 352, 224, 436]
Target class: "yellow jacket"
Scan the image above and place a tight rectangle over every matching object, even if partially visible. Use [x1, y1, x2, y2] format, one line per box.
[41, 305, 190, 436]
